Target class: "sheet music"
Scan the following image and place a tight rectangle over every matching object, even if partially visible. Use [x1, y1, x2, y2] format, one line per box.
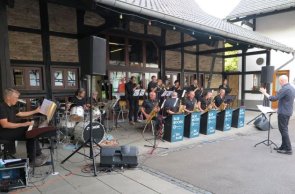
[40, 99, 57, 122]
[133, 89, 141, 96]
[28, 120, 34, 131]
[257, 105, 276, 115]
[161, 91, 168, 97]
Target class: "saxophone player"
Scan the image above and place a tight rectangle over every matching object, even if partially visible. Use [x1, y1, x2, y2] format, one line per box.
[197, 90, 213, 112]
[213, 88, 227, 110]
[163, 92, 179, 115]
[184, 90, 197, 114]
[141, 92, 162, 133]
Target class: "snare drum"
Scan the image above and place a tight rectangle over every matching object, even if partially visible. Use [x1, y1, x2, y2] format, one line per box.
[70, 106, 84, 122]
[74, 121, 105, 143]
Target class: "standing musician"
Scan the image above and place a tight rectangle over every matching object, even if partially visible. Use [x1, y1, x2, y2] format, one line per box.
[171, 80, 181, 91]
[189, 79, 203, 101]
[184, 90, 197, 114]
[147, 75, 158, 93]
[153, 79, 166, 101]
[0, 89, 48, 166]
[197, 90, 213, 112]
[125, 76, 140, 125]
[213, 88, 227, 110]
[163, 92, 180, 116]
[219, 78, 231, 95]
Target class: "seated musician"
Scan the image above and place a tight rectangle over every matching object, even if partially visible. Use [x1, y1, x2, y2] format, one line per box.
[141, 92, 162, 131]
[213, 88, 227, 110]
[87, 91, 106, 124]
[70, 88, 88, 109]
[184, 91, 197, 114]
[0, 89, 48, 166]
[164, 92, 179, 116]
[197, 90, 213, 112]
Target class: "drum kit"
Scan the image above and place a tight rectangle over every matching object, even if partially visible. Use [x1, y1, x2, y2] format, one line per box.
[57, 103, 105, 144]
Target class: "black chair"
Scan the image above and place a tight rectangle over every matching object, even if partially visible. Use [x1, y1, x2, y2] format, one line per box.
[0, 140, 16, 159]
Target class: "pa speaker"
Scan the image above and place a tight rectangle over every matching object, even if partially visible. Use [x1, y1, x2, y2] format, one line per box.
[254, 115, 270, 131]
[261, 66, 274, 83]
[100, 146, 138, 168]
[80, 36, 106, 75]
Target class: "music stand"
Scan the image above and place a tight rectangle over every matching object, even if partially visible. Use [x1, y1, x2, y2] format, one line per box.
[254, 105, 278, 150]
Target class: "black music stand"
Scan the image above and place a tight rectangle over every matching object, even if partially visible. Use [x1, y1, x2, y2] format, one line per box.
[254, 105, 278, 150]
[61, 74, 101, 176]
[224, 95, 235, 108]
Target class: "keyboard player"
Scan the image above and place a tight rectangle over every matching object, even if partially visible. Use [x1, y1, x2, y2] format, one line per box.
[0, 89, 48, 166]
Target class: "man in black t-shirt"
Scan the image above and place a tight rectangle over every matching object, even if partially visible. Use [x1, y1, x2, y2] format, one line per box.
[147, 76, 157, 93]
[163, 92, 179, 116]
[219, 78, 231, 95]
[184, 91, 197, 113]
[0, 89, 47, 166]
[70, 88, 88, 109]
[125, 76, 140, 125]
[214, 88, 226, 109]
[197, 90, 213, 112]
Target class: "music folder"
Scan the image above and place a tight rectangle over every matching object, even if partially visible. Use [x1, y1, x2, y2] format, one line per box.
[161, 91, 173, 97]
[133, 89, 145, 97]
[40, 99, 57, 122]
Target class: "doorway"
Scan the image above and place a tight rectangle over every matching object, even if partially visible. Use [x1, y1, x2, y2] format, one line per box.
[271, 70, 289, 109]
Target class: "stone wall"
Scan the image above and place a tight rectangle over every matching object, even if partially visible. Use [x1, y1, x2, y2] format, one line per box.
[48, 3, 77, 34]
[8, 31, 43, 61]
[50, 36, 78, 62]
[7, 0, 40, 29]
[84, 11, 105, 27]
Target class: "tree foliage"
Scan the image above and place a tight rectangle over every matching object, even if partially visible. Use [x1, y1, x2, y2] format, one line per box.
[224, 43, 238, 72]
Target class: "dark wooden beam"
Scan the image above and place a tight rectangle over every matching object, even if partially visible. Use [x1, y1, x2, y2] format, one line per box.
[241, 49, 246, 106]
[196, 45, 248, 55]
[223, 50, 267, 58]
[180, 33, 185, 87]
[264, 50, 271, 106]
[196, 44, 199, 80]
[162, 40, 198, 50]
[8, 25, 41, 34]
[160, 29, 166, 79]
[39, 0, 52, 99]
[0, 1, 12, 97]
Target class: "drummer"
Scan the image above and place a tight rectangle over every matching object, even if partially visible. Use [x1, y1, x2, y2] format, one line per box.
[87, 91, 99, 106]
[70, 88, 89, 110]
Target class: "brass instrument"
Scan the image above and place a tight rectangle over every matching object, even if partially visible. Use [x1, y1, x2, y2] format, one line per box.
[193, 101, 200, 112]
[178, 103, 185, 114]
[146, 103, 159, 124]
[218, 102, 227, 111]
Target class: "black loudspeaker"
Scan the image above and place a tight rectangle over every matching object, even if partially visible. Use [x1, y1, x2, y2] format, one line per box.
[260, 66, 274, 83]
[100, 146, 138, 167]
[254, 115, 270, 131]
[5, 0, 14, 8]
[80, 36, 106, 75]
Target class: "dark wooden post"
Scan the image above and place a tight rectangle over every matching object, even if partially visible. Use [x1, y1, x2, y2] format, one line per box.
[39, 0, 52, 99]
[0, 1, 12, 99]
[241, 49, 246, 106]
[180, 32, 184, 87]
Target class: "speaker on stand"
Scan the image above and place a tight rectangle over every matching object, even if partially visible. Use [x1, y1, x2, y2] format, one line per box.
[62, 36, 107, 176]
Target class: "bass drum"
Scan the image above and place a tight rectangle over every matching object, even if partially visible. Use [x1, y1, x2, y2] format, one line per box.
[74, 121, 105, 143]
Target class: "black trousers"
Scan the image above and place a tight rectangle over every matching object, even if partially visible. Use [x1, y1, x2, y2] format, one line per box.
[127, 97, 139, 122]
[278, 114, 292, 150]
[0, 127, 42, 160]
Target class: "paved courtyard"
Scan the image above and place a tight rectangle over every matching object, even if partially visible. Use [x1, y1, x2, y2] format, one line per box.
[6, 110, 295, 194]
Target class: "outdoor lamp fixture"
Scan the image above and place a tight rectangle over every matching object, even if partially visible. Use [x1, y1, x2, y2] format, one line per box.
[209, 35, 212, 39]
[173, 26, 176, 30]
[119, 13, 123, 19]
[148, 20, 152, 26]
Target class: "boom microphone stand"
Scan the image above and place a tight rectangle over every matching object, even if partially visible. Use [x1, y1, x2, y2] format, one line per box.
[61, 74, 100, 176]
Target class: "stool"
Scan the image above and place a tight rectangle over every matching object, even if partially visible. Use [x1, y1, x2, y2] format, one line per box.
[0, 140, 16, 159]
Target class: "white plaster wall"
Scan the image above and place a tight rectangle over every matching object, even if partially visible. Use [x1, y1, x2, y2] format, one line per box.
[235, 11, 295, 102]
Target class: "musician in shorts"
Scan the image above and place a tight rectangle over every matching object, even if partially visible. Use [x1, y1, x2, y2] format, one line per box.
[0, 89, 48, 166]
[197, 90, 213, 112]
[184, 90, 197, 113]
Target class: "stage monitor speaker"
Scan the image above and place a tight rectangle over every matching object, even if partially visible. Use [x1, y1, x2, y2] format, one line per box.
[254, 115, 270, 131]
[80, 36, 106, 75]
[100, 146, 138, 168]
[260, 66, 274, 83]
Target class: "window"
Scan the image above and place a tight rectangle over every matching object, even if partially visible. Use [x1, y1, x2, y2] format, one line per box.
[18, 96, 45, 111]
[52, 67, 78, 89]
[12, 66, 43, 90]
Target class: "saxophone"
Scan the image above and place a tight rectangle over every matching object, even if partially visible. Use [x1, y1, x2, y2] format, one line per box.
[204, 98, 215, 112]
[219, 102, 227, 111]
[146, 102, 159, 124]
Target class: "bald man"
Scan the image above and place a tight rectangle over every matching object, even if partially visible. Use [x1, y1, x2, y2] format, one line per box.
[260, 75, 295, 155]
